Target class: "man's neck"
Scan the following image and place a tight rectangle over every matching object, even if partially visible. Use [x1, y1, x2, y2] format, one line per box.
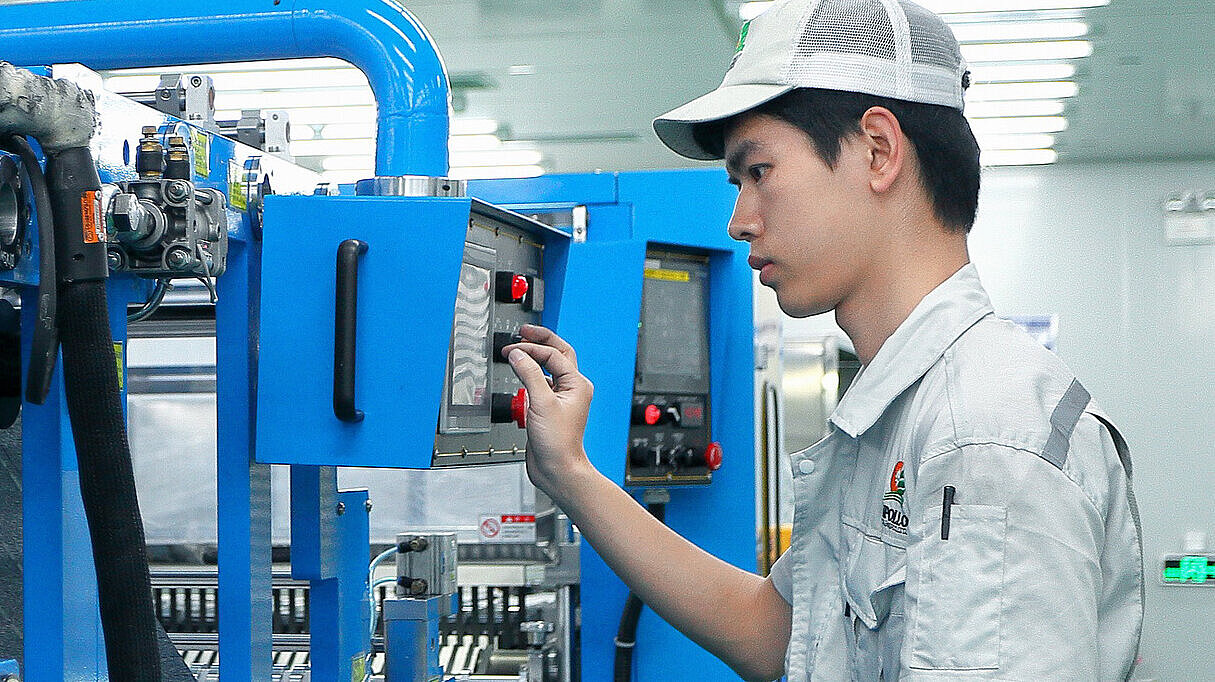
[835, 236, 970, 366]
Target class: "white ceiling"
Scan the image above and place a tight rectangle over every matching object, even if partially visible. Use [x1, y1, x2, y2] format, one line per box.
[400, 0, 1215, 172]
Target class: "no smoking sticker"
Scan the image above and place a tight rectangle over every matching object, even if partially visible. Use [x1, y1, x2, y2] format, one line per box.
[478, 514, 536, 543]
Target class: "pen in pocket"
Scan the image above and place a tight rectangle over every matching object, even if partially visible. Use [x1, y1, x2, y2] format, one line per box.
[941, 485, 956, 540]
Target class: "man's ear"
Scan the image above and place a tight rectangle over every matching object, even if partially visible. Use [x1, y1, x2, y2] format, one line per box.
[858, 106, 907, 194]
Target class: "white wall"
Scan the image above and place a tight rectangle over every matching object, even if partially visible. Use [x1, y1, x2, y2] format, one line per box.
[764, 161, 1215, 680]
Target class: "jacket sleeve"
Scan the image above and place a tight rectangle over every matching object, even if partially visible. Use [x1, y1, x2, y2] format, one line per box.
[899, 439, 1106, 680]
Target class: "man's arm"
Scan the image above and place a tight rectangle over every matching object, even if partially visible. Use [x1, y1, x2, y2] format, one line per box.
[505, 325, 791, 681]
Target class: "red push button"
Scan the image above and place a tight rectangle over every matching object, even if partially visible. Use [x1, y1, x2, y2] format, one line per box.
[510, 388, 528, 429]
[704, 442, 723, 471]
[511, 275, 529, 301]
[644, 404, 662, 425]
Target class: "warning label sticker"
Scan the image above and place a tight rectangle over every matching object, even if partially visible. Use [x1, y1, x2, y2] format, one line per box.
[643, 268, 690, 282]
[478, 514, 537, 543]
[80, 190, 101, 244]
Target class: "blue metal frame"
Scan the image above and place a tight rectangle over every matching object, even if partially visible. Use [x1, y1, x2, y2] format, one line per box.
[0, 0, 451, 176]
[0, 0, 455, 676]
[470, 169, 756, 681]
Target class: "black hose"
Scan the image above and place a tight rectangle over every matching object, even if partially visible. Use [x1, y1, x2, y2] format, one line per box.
[2, 134, 57, 405]
[613, 502, 665, 682]
[48, 147, 161, 681]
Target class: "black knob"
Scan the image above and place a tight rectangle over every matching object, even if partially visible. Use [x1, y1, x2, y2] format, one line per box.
[493, 331, 521, 363]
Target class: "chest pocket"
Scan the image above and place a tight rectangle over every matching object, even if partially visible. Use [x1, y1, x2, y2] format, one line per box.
[842, 523, 907, 679]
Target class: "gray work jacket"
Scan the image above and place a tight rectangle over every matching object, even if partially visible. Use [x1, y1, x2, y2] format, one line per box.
[770, 264, 1143, 680]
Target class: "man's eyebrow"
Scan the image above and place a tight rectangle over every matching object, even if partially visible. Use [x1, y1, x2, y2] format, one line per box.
[725, 139, 759, 178]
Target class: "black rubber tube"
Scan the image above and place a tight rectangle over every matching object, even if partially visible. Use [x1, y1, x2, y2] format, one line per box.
[613, 502, 665, 682]
[57, 280, 161, 681]
[48, 147, 162, 680]
[2, 134, 57, 405]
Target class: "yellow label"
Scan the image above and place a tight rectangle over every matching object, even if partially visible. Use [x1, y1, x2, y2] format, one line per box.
[228, 160, 248, 211]
[113, 342, 124, 392]
[643, 268, 690, 282]
[189, 128, 210, 179]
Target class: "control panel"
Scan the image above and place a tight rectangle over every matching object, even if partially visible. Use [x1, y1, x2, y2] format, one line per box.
[626, 249, 720, 486]
[432, 200, 547, 467]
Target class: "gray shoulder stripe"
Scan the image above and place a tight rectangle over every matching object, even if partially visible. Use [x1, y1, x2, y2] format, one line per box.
[1040, 378, 1091, 469]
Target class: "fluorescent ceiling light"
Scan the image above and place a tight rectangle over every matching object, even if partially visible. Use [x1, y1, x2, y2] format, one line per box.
[447, 165, 544, 180]
[965, 99, 1067, 117]
[216, 89, 375, 110]
[449, 134, 504, 151]
[450, 118, 500, 136]
[319, 123, 376, 140]
[450, 149, 543, 167]
[975, 133, 1057, 150]
[966, 80, 1078, 101]
[969, 115, 1068, 134]
[918, 0, 1108, 13]
[969, 63, 1076, 83]
[293, 138, 376, 157]
[321, 155, 374, 172]
[949, 21, 1088, 43]
[982, 148, 1058, 166]
[962, 40, 1092, 63]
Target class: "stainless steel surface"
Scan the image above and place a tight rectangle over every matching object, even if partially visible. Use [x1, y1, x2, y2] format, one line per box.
[354, 175, 467, 197]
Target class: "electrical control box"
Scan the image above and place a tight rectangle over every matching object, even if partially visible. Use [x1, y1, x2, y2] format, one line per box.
[256, 196, 568, 469]
[625, 249, 719, 486]
[432, 202, 549, 466]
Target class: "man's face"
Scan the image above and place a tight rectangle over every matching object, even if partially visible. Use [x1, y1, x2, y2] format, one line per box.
[724, 113, 877, 318]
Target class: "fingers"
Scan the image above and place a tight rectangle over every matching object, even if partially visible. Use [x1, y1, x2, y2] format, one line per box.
[517, 324, 577, 366]
[506, 341, 584, 393]
[506, 347, 553, 399]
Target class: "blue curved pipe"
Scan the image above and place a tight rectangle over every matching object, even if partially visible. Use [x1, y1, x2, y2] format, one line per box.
[0, 0, 450, 175]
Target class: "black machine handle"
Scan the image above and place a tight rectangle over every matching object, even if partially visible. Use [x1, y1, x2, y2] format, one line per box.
[334, 239, 368, 423]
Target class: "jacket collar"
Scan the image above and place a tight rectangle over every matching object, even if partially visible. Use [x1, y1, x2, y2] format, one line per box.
[830, 263, 994, 438]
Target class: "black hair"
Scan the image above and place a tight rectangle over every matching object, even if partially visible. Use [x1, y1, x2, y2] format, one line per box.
[693, 88, 981, 232]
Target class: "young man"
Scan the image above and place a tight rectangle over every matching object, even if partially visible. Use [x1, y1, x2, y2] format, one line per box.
[504, 0, 1143, 679]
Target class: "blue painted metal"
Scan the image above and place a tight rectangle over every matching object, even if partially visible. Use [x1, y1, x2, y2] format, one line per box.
[383, 597, 444, 681]
[0, 0, 451, 176]
[473, 169, 755, 681]
[215, 232, 276, 680]
[256, 195, 470, 468]
[0, 659, 18, 678]
[295, 480, 372, 681]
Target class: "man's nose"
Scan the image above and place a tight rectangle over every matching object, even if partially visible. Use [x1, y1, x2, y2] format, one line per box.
[727, 190, 760, 242]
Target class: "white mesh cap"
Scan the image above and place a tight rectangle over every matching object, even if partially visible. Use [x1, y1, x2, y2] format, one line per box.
[654, 0, 968, 160]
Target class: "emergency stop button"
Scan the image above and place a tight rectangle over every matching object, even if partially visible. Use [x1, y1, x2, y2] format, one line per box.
[704, 442, 723, 471]
[496, 272, 530, 303]
[491, 388, 528, 428]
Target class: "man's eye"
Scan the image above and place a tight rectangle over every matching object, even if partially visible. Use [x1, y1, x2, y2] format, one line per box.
[749, 164, 769, 181]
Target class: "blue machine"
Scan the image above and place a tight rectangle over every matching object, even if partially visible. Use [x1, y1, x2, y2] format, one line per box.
[0, 3, 756, 682]
[471, 170, 756, 680]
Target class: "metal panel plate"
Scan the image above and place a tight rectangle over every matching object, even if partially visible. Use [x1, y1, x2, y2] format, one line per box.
[256, 195, 469, 468]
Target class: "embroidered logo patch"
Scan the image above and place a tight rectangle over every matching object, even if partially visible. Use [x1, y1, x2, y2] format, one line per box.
[882, 461, 908, 535]
[728, 20, 752, 71]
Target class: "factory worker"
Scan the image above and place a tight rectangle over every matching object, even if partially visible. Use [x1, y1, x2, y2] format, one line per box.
[503, 0, 1144, 679]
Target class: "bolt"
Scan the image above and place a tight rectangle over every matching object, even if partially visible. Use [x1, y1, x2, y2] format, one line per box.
[107, 250, 123, 271]
[365, 500, 373, 513]
[142, 126, 157, 137]
[168, 136, 186, 148]
[165, 180, 190, 202]
[335, 501, 346, 516]
[165, 247, 191, 270]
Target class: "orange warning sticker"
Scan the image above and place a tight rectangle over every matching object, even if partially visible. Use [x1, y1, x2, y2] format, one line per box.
[80, 190, 101, 244]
